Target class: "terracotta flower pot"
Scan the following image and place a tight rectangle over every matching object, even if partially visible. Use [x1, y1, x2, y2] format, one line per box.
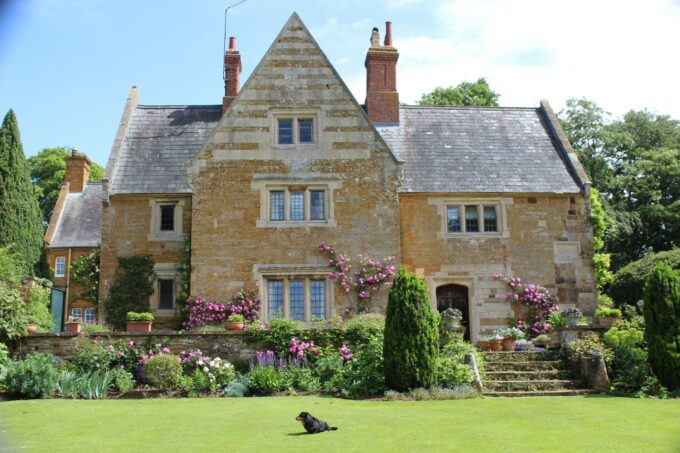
[27, 323, 38, 334]
[501, 338, 517, 351]
[596, 317, 618, 328]
[126, 321, 152, 332]
[489, 342, 502, 352]
[65, 322, 81, 333]
[225, 322, 245, 331]
[479, 340, 491, 351]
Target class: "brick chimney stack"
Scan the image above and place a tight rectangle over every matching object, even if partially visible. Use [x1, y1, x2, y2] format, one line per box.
[64, 148, 91, 193]
[365, 21, 399, 124]
[223, 36, 242, 113]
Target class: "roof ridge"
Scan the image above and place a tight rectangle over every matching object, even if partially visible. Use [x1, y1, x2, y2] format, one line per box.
[137, 104, 222, 109]
[399, 105, 538, 111]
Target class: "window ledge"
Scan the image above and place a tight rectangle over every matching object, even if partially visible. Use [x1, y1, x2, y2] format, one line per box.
[256, 219, 337, 228]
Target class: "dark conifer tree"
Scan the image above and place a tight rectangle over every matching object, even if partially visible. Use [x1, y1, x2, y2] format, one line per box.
[0, 110, 44, 274]
[384, 266, 439, 391]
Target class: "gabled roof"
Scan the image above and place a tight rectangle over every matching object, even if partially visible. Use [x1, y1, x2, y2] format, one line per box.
[50, 183, 103, 248]
[108, 105, 221, 194]
[377, 106, 583, 194]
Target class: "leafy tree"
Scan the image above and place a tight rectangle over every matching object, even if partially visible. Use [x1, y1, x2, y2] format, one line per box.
[28, 147, 104, 223]
[643, 263, 680, 390]
[590, 189, 613, 291]
[70, 249, 100, 303]
[384, 266, 439, 391]
[418, 78, 499, 107]
[609, 249, 680, 308]
[0, 110, 44, 274]
[103, 256, 155, 330]
[0, 247, 28, 342]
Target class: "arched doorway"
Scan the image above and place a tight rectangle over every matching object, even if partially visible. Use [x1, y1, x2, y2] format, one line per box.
[436, 284, 470, 341]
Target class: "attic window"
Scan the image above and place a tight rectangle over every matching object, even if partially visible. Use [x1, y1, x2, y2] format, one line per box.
[273, 110, 318, 146]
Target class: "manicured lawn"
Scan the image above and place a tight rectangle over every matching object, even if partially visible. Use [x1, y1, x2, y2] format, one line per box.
[0, 396, 678, 452]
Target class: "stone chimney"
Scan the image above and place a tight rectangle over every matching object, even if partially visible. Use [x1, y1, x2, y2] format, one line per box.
[64, 148, 91, 193]
[365, 21, 399, 124]
[223, 36, 242, 113]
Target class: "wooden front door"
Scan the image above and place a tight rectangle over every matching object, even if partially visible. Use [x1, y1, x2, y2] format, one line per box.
[436, 284, 470, 341]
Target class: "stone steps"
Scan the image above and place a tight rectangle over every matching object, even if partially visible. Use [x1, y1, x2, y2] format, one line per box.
[481, 351, 592, 397]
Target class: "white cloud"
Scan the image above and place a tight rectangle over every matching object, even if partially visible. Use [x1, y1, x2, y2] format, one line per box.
[372, 0, 680, 117]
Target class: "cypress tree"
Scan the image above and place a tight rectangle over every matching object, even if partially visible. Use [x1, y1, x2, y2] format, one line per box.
[384, 266, 439, 391]
[643, 263, 680, 390]
[0, 110, 44, 274]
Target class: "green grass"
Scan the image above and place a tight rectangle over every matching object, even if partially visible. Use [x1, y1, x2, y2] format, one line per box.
[0, 396, 679, 452]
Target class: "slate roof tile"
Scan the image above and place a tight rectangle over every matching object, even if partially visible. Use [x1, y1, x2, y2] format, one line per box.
[51, 183, 103, 248]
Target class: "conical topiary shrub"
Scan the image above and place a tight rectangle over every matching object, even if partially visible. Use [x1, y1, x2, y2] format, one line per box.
[643, 263, 680, 390]
[384, 266, 439, 391]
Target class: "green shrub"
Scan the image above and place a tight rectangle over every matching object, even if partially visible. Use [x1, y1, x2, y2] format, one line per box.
[643, 263, 680, 390]
[26, 284, 53, 332]
[609, 345, 654, 396]
[564, 332, 613, 376]
[81, 324, 109, 333]
[259, 318, 301, 352]
[279, 366, 320, 393]
[2, 353, 58, 398]
[77, 370, 113, 399]
[56, 370, 79, 398]
[126, 312, 154, 322]
[435, 336, 475, 388]
[314, 354, 344, 385]
[344, 313, 385, 344]
[610, 249, 680, 308]
[110, 367, 135, 394]
[384, 266, 439, 391]
[143, 355, 182, 391]
[189, 368, 212, 394]
[547, 311, 566, 330]
[104, 256, 155, 331]
[0, 281, 27, 342]
[223, 378, 249, 397]
[334, 336, 385, 399]
[72, 338, 115, 373]
[246, 365, 281, 395]
[603, 322, 644, 349]
[595, 306, 622, 318]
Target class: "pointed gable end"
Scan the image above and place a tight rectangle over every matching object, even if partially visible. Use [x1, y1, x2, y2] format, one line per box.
[189, 12, 399, 177]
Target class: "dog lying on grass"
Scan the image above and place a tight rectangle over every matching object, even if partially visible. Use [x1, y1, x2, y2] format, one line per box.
[296, 412, 338, 434]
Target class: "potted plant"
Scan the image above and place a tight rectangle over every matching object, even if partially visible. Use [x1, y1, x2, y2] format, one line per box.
[225, 314, 245, 331]
[487, 334, 503, 352]
[562, 307, 583, 327]
[478, 335, 492, 352]
[594, 306, 622, 328]
[126, 312, 154, 332]
[65, 315, 82, 333]
[498, 327, 525, 351]
[441, 307, 463, 330]
[533, 334, 550, 349]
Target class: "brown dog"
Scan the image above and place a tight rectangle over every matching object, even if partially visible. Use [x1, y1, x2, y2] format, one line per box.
[296, 412, 338, 434]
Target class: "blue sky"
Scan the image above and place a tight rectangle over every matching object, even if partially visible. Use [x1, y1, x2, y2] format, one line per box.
[2, 0, 679, 167]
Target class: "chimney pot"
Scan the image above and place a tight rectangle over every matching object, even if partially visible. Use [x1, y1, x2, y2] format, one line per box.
[384, 21, 393, 46]
[229, 36, 237, 51]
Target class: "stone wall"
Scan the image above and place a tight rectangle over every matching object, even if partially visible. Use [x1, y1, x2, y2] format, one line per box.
[17, 332, 258, 363]
[400, 193, 596, 340]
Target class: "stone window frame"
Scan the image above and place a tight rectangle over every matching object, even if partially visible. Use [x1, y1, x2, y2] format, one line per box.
[252, 175, 340, 228]
[271, 109, 319, 149]
[429, 197, 512, 239]
[254, 264, 333, 322]
[148, 199, 184, 241]
[55, 256, 66, 277]
[152, 263, 179, 315]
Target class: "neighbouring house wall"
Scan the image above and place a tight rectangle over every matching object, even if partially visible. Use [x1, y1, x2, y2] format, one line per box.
[399, 193, 596, 340]
[187, 16, 401, 318]
[99, 194, 192, 322]
[47, 247, 97, 320]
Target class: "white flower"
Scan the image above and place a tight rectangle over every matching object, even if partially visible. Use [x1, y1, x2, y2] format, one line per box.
[203, 366, 209, 372]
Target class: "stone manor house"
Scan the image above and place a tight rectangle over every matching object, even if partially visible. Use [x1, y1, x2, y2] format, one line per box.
[45, 13, 596, 340]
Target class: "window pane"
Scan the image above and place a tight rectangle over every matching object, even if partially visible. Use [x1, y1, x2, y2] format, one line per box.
[85, 308, 96, 324]
[310, 280, 326, 319]
[289, 280, 305, 321]
[268, 280, 283, 320]
[71, 308, 82, 319]
[270, 191, 285, 221]
[160, 205, 175, 231]
[278, 119, 293, 144]
[159, 279, 174, 310]
[465, 205, 479, 232]
[290, 191, 305, 221]
[484, 206, 497, 232]
[55, 257, 66, 277]
[310, 190, 325, 220]
[298, 119, 313, 143]
[447, 206, 460, 233]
